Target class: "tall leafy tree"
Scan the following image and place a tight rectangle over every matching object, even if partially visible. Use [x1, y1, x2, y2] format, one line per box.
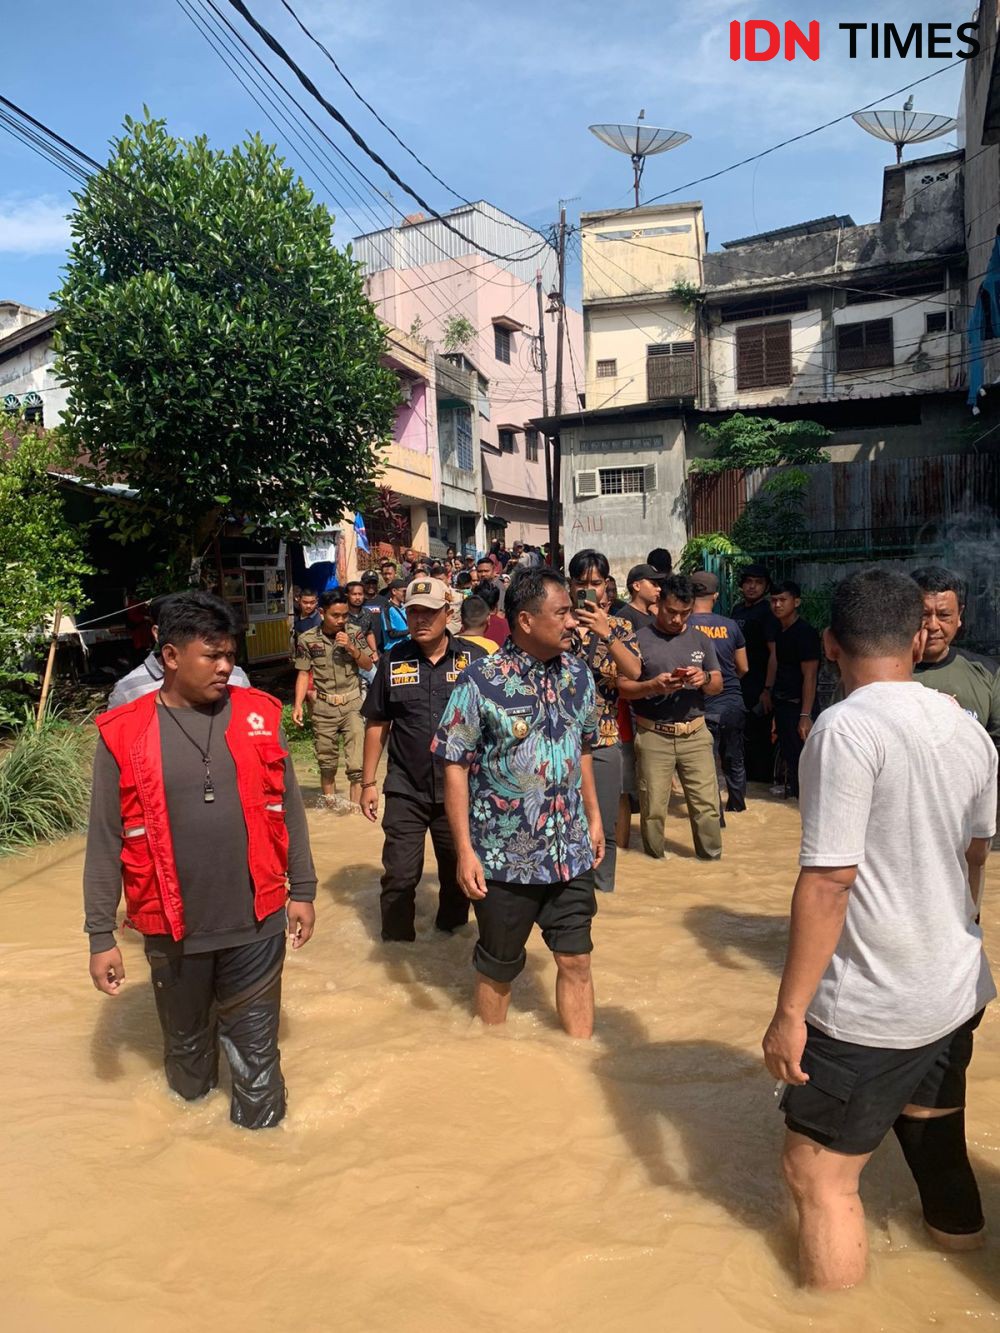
[691, 413, 830, 474]
[0, 417, 92, 720]
[55, 114, 398, 572]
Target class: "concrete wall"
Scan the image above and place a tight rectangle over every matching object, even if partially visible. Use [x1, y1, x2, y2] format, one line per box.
[580, 203, 704, 410]
[0, 337, 67, 425]
[707, 292, 964, 411]
[584, 300, 697, 409]
[560, 413, 688, 578]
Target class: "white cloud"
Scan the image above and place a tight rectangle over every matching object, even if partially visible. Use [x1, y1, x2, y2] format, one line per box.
[0, 197, 71, 256]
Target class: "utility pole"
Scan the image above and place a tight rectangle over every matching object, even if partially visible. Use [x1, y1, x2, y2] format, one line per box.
[536, 269, 552, 546]
[548, 206, 567, 571]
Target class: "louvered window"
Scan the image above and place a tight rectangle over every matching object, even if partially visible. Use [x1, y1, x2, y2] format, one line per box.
[646, 342, 696, 399]
[836, 318, 893, 372]
[735, 321, 792, 390]
[525, 429, 539, 462]
[494, 326, 511, 363]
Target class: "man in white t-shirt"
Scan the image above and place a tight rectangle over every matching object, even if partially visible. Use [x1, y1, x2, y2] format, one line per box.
[762, 567, 996, 1290]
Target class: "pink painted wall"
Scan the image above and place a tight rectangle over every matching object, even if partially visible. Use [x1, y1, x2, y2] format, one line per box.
[367, 257, 584, 540]
[394, 380, 428, 453]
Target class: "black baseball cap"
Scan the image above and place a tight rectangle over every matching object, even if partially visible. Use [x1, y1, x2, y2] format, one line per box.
[627, 563, 667, 588]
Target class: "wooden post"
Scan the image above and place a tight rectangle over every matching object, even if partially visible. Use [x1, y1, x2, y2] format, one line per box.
[35, 603, 63, 730]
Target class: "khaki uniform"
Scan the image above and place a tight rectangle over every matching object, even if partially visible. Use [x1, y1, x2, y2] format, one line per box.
[294, 625, 367, 781]
[634, 722, 722, 860]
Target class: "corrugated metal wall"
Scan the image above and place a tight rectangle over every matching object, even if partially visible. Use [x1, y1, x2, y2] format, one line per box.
[690, 454, 1000, 538]
[687, 469, 747, 534]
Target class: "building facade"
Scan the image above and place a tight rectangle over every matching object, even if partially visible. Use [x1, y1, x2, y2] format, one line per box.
[353, 200, 583, 549]
[961, 0, 1000, 413]
[554, 141, 995, 576]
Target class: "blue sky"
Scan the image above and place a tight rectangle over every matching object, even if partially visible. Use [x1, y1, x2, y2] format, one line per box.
[0, 0, 974, 311]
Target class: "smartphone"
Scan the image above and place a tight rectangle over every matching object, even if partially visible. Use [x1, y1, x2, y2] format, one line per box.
[576, 588, 599, 610]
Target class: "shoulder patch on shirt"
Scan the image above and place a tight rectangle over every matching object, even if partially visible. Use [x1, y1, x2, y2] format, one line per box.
[453, 652, 470, 673]
[390, 660, 420, 687]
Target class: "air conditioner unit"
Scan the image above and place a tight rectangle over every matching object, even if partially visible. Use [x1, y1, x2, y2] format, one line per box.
[575, 470, 599, 498]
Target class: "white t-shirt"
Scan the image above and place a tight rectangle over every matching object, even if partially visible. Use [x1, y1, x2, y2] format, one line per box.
[799, 680, 997, 1048]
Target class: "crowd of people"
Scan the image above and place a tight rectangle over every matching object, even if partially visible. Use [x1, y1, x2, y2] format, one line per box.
[82, 545, 999, 1292]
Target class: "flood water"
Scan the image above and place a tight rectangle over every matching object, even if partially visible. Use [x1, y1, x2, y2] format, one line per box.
[2, 789, 999, 1332]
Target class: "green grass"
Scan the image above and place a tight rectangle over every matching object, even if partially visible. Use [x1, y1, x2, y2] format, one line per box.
[0, 713, 93, 855]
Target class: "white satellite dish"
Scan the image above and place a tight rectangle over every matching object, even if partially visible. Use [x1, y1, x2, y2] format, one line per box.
[589, 113, 691, 207]
[852, 107, 957, 164]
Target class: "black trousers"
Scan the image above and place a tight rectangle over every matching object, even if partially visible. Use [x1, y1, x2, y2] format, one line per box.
[742, 697, 775, 782]
[380, 792, 470, 941]
[146, 933, 286, 1129]
[773, 698, 805, 798]
[707, 705, 747, 812]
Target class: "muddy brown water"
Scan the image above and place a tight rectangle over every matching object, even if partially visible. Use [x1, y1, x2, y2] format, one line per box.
[2, 790, 999, 1331]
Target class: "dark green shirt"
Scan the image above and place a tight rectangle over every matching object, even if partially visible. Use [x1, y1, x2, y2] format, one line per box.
[914, 649, 1000, 745]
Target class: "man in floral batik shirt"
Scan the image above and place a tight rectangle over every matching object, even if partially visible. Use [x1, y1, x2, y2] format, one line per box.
[433, 568, 605, 1037]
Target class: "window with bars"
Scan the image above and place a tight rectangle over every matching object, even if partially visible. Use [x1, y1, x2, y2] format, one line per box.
[600, 465, 649, 495]
[646, 342, 696, 398]
[525, 429, 539, 463]
[494, 325, 511, 363]
[596, 358, 617, 378]
[836, 318, 893, 372]
[735, 321, 793, 390]
[498, 428, 516, 453]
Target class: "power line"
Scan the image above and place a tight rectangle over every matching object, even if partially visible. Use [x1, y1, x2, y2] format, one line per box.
[224, 0, 547, 264]
[276, 0, 468, 205]
[0, 94, 101, 172]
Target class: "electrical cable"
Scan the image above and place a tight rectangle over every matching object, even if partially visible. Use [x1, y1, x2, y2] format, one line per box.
[224, 0, 548, 264]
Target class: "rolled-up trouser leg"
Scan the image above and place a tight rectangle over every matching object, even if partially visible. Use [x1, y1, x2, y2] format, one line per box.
[147, 946, 218, 1101]
[590, 743, 623, 892]
[215, 935, 287, 1130]
[427, 800, 470, 931]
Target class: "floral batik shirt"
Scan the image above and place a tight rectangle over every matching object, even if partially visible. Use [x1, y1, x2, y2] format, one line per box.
[431, 640, 599, 884]
[569, 616, 640, 747]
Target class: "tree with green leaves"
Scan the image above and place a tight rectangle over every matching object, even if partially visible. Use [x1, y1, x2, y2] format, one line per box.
[690, 413, 830, 474]
[54, 114, 399, 578]
[0, 416, 93, 722]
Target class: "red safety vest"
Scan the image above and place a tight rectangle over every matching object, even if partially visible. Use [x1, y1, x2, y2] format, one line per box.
[96, 687, 290, 941]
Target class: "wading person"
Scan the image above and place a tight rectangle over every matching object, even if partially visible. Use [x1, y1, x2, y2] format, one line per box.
[911, 566, 1000, 737]
[731, 564, 779, 783]
[763, 568, 996, 1290]
[109, 592, 250, 708]
[360, 578, 486, 941]
[84, 592, 316, 1130]
[764, 581, 821, 799]
[293, 590, 372, 810]
[616, 563, 664, 633]
[619, 575, 723, 861]
[567, 549, 641, 893]
[688, 571, 749, 814]
[433, 568, 604, 1037]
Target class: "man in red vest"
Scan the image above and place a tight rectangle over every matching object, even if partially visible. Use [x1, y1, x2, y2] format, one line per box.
[84, 591, 317, 1129]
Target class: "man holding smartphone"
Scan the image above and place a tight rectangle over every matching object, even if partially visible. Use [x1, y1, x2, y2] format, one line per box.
[567, 550, 642, 893]
[619, 575, 724, 861]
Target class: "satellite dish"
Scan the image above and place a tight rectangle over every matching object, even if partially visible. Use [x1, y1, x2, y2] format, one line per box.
[852, 108, 957, 164]
[589, 115, 691, 208]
